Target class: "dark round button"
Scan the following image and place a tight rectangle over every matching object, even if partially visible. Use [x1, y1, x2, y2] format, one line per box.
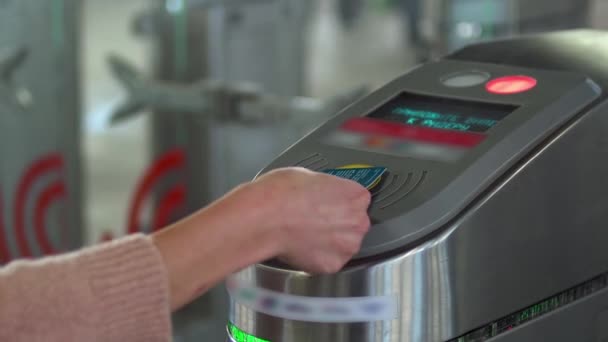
[441, 71, 491, 88]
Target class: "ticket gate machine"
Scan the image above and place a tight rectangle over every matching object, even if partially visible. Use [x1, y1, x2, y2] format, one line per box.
[227, 30, 608, 342]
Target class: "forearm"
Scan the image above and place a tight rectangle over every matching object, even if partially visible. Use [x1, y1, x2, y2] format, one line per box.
[0, 235, 171, 342]
[152, 182, 282, 310]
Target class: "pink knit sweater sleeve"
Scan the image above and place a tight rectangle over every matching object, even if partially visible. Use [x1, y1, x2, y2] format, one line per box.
[0, 234, 172, 342]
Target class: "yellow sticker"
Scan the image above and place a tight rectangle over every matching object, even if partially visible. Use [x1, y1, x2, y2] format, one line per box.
[338, 164, 374, 169]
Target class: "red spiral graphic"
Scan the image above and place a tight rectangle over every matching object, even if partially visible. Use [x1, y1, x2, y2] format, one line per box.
[34, 180, 66, 255]
[14, 154, 65, 257]
[153, 183, 186, 232]
[0, 189, 10, 263]
[128, 149, 186, 235]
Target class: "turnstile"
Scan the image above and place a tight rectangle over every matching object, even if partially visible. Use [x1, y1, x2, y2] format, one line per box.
[0, 0, 82, 263]
[227, 30, 608, 342]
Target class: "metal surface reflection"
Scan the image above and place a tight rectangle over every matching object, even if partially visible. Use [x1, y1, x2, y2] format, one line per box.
[229, 224, 458, 342]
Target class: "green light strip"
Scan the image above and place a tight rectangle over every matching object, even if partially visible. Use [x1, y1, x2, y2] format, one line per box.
[228, 322, 270, 342]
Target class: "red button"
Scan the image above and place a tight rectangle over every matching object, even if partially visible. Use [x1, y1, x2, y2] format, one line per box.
[486, 75, 537, 95]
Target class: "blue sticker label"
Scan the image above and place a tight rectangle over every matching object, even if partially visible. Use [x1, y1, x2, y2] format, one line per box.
[323, 167, 387, 189]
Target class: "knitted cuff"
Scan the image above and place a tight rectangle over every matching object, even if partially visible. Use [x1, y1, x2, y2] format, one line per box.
[82, 234, 172, 341]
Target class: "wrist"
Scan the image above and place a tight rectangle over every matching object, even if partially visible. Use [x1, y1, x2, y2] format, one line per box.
[235, 182, 286, 258]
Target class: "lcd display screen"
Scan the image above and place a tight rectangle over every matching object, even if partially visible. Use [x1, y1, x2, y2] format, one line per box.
[367, 93, 517, 133]
[324, 93, 518, 162]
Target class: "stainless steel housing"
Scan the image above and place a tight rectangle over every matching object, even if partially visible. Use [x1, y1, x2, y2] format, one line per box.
[230, 98, 608, 341]
[229, 31, 608, 341]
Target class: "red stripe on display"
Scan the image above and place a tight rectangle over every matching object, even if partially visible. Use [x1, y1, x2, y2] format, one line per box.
[342, 117, 486, 148]
[153, 183, 186, 231]
[128, 149, 186, 235]
[14, 154, 64, 258]
[34, 180, 66, 255]
[0, 189, 10, 263]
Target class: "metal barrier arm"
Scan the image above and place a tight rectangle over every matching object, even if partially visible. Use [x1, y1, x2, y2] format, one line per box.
[108, 55, 221, 124]
[237, 86, 367, 124]
[108, 54, 366, 126]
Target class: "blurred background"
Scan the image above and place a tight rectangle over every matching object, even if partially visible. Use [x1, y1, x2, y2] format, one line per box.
[0, 0, 607, 340]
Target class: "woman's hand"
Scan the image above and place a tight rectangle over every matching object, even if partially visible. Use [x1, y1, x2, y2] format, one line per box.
[153, 167, 372, 310]
[252, 167, 371, 273]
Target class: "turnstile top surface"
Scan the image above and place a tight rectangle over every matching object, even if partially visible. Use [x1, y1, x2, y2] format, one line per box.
[259, 57, 599, 260]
